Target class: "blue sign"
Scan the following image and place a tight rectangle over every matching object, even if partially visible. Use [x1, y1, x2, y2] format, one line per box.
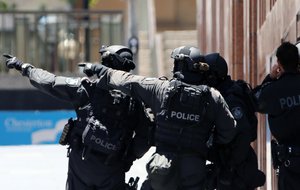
[0, 110, 76, 145]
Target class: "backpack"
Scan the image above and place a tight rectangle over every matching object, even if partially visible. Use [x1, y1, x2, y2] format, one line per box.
[228, 80, 258, 141]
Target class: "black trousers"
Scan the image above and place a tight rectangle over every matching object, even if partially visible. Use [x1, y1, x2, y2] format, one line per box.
[66, 147, 125, 190]
[208, 147, 265, 190]
[278, 165, 300, 190]
[142, 152, 206, 190]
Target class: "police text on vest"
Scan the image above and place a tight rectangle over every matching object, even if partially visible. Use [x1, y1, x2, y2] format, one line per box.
[90, 135, 117, 151]
[279, 95, 300, 109]
[170, 111, 200, 122]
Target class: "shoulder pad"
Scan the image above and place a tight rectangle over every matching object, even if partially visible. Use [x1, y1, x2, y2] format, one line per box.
[210, 87, 221, 97]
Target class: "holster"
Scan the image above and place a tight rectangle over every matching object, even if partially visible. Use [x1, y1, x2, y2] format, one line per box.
[59, 118, 74, 146]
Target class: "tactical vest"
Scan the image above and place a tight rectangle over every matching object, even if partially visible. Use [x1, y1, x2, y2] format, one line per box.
[74, 83, 137, 157]
[155, 80, 213, 156]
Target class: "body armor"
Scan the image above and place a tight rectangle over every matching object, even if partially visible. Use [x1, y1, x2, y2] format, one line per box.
[74, 84, 137, 158]
[155, 80, 212, 156]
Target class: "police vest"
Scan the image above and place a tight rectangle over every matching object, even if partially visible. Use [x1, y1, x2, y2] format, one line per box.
[75, 85, 137, 156]
[155, 80, 213, 156]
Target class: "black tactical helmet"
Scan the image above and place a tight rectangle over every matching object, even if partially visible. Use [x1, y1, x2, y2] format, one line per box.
[204, 53, 228, 79]
[171, 46, 208, 84]
[203, 53, 228, 87]
[99, 45, 135, 72]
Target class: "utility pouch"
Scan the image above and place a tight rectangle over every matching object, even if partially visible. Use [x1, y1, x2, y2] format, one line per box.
[59, 118, 74, 146]
[146, 152, 178, 190]
[81, 116, 121, 155]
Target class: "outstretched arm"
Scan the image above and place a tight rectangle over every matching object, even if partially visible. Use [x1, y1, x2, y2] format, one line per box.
[79, 63, 167, 113]
[3, 54, 86, 107]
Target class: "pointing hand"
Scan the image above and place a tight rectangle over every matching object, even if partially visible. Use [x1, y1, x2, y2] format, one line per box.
[3, 54, 23, 71]
[78, 62, 94, 77]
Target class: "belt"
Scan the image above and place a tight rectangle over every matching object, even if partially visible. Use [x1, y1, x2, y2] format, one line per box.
[156, 143, 207, 158]
[286, 146, 300, 157]
[281, 145, 300, 167]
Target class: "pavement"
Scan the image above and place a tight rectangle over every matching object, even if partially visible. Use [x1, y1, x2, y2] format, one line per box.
[0, 144, 155, 190]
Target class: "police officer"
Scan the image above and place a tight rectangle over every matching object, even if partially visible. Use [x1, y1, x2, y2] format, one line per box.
[254, 42, 300, 190]
[80, 46, 237, 190]
[203, 53, 265, 190]
[3, 45, 152, 190]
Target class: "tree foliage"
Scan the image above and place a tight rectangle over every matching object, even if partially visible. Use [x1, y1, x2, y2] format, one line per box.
[65, 0, 101, 8]
[0, 1, 7, 10]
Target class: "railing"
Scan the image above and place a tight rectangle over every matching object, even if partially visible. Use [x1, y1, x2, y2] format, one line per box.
[0, 10, 124, 74]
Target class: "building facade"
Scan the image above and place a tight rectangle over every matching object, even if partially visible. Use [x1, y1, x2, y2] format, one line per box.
[197, 0, 300, 189]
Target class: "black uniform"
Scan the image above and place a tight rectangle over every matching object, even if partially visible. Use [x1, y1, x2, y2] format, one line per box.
[24, 67, 151, 190]
[95, 68, 237, 190]
[208, 76, 265, 190]
[254, 73, 300, 190]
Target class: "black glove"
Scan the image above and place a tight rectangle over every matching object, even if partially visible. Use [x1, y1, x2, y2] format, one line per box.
[78, 62, 94, 77]
[3, 54, 23, 71]
[78, 63, 109, 78]
[126, 177, 140, 190]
